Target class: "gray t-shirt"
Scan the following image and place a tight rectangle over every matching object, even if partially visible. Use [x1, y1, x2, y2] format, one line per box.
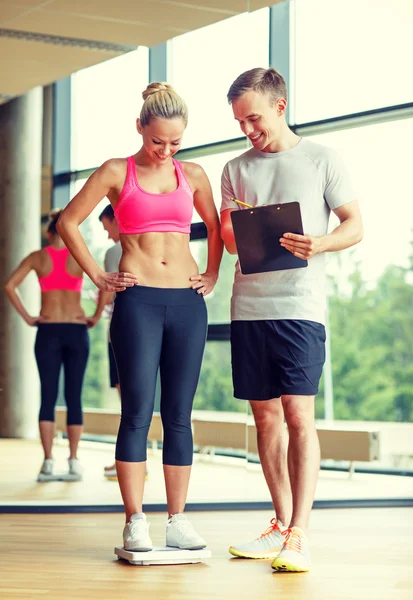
[220, 138, 355, 325]
[104, 241, 122, 273]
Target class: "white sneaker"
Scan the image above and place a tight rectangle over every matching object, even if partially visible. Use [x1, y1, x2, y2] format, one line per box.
[37, 458, 55, 481]
[229, 518, 286, 559]
[68, 458, 84, 481]
[166, 514, 206, 550]
[271, 526, 311, 572]
[123, 513, 153, 552]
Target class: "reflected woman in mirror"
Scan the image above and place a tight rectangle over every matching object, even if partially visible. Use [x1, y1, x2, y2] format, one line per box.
[4, 209, 95, 482]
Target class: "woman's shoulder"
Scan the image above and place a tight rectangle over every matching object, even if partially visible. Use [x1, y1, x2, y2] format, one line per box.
[97, 157, 129, 184]
[31, 248, 47, 262]
[28, 248, 49, 272]
[179, 160, 207, 183]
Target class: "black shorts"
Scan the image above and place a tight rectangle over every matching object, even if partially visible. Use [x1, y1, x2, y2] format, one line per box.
[108, 341, 119, 388]
[231, 319, 326, 400]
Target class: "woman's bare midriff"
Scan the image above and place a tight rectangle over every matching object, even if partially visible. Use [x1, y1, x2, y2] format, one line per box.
[119, 232, 199, 288]
[40, 290, 86, 324]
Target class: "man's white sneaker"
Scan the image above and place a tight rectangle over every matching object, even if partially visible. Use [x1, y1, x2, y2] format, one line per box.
[123, 513, 153, 552]
[271, 526, 311, 572]
[68, 458, 84, 481]
[37, 459, 55, 481]
[229, 518, 286, 559]
[166, 514, 206, 550]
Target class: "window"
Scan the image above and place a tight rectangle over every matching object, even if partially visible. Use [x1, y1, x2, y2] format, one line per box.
[71, 48, 149, 170]
[191, 146, 248, 217]
[71, 179, 117, 410]
[194, 341, 241, 413]
[306, 118, 413, 426]
[171, 9, 269, 148]
[294, 0, 413, 123]
[190, 239, 236, 325]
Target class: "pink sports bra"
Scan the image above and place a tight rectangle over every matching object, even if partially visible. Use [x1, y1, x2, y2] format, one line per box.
[114, 156, 194, 235]
[38, 246, 83, 293]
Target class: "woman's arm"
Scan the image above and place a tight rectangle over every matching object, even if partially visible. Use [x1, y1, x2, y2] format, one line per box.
[4, 253, 41, 326]
[185, 162, 223, 296]
[57, 160, 138, 292]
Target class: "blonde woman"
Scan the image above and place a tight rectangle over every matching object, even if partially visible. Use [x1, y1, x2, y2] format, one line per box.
[57, 83, 223, 552]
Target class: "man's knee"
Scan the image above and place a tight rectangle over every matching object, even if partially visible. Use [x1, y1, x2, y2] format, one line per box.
[282, 395, 315, 433]
[251, 400, 284, 433]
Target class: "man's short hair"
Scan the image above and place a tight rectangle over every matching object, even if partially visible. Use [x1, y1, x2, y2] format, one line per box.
[227, 67, 287, 106]
[99, 204, 115, 221]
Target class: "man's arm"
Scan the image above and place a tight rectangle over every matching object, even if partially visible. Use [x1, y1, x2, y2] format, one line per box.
[280, 200, 363, 260]
[220, 208, 238, 255]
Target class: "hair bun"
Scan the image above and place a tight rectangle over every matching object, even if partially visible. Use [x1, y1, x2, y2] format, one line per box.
[142, 82, 175, 101]
[48, 208, 63, 221]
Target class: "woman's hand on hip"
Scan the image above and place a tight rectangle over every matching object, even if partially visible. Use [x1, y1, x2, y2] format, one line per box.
[93, 270, 139, 292]
[190, 271, 218, 296]
[27, 315, 50, 326]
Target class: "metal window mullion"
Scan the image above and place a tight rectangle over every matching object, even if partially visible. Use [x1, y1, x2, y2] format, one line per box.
[52, 77, 71, 208]
[270, 1, 294, 125]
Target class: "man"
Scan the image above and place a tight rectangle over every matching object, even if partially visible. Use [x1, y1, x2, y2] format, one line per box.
[97, 204, 122, 479]
[220, 67, 363, 572]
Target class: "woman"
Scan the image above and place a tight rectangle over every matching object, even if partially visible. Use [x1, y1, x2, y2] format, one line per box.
[4, 210, 93, 481]
[57, 83, 223, 551]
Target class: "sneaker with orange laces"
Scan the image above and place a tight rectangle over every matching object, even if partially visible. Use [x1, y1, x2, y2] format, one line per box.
[228, 518, 286, 559]
[271, 526, 311, 572]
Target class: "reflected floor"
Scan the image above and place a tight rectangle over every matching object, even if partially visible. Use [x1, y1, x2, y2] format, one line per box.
[1, 439, 412, 507]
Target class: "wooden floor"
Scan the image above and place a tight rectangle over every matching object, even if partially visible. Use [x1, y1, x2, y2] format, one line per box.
[2, 439, 413, 507]
[0, 508, 412, 599]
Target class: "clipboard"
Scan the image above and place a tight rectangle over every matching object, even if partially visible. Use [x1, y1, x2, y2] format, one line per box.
[230, 201, 308, 275]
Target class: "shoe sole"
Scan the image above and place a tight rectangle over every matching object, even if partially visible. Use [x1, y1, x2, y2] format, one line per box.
[167, 544, 206, 551]
[229, 546, 281, 559]
[271, 558, 310, 572]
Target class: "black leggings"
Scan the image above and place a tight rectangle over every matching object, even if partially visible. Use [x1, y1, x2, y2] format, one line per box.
[35, 323, 89, 425]
[110, 286, 207, 466]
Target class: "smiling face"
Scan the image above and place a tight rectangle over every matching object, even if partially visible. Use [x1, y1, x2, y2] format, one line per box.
[232, 90, 287, 153]
[137, 116, 186, 165]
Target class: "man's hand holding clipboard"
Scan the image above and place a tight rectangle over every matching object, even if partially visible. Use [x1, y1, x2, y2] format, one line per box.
[229, 198, 309, 275]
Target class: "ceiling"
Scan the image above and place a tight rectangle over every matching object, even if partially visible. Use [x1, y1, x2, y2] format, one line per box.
[0, 0, 279, 104]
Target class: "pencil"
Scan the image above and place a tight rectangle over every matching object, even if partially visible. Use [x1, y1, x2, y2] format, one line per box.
[230, 197, 253, 209]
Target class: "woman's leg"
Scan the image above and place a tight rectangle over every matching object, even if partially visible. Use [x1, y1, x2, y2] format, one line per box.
[34, 325, 62, 460]
[62, 324, 89, 459]
[160, 296, 207, 516]
[110, 290, 164, 521]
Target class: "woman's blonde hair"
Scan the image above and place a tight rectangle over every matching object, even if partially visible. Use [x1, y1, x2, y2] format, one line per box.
[139, 82, 188, 127]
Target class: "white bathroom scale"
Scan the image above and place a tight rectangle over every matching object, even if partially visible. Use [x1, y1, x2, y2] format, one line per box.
[115, 546, 212, 565]
[37, 472, 82, 482]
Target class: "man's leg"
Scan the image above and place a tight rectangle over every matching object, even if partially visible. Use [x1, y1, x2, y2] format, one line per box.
[281, 394, 319, 531]
[271, 394, 318, 572]
[250, 398, 292, 526]
[228, 398, 291, 559]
